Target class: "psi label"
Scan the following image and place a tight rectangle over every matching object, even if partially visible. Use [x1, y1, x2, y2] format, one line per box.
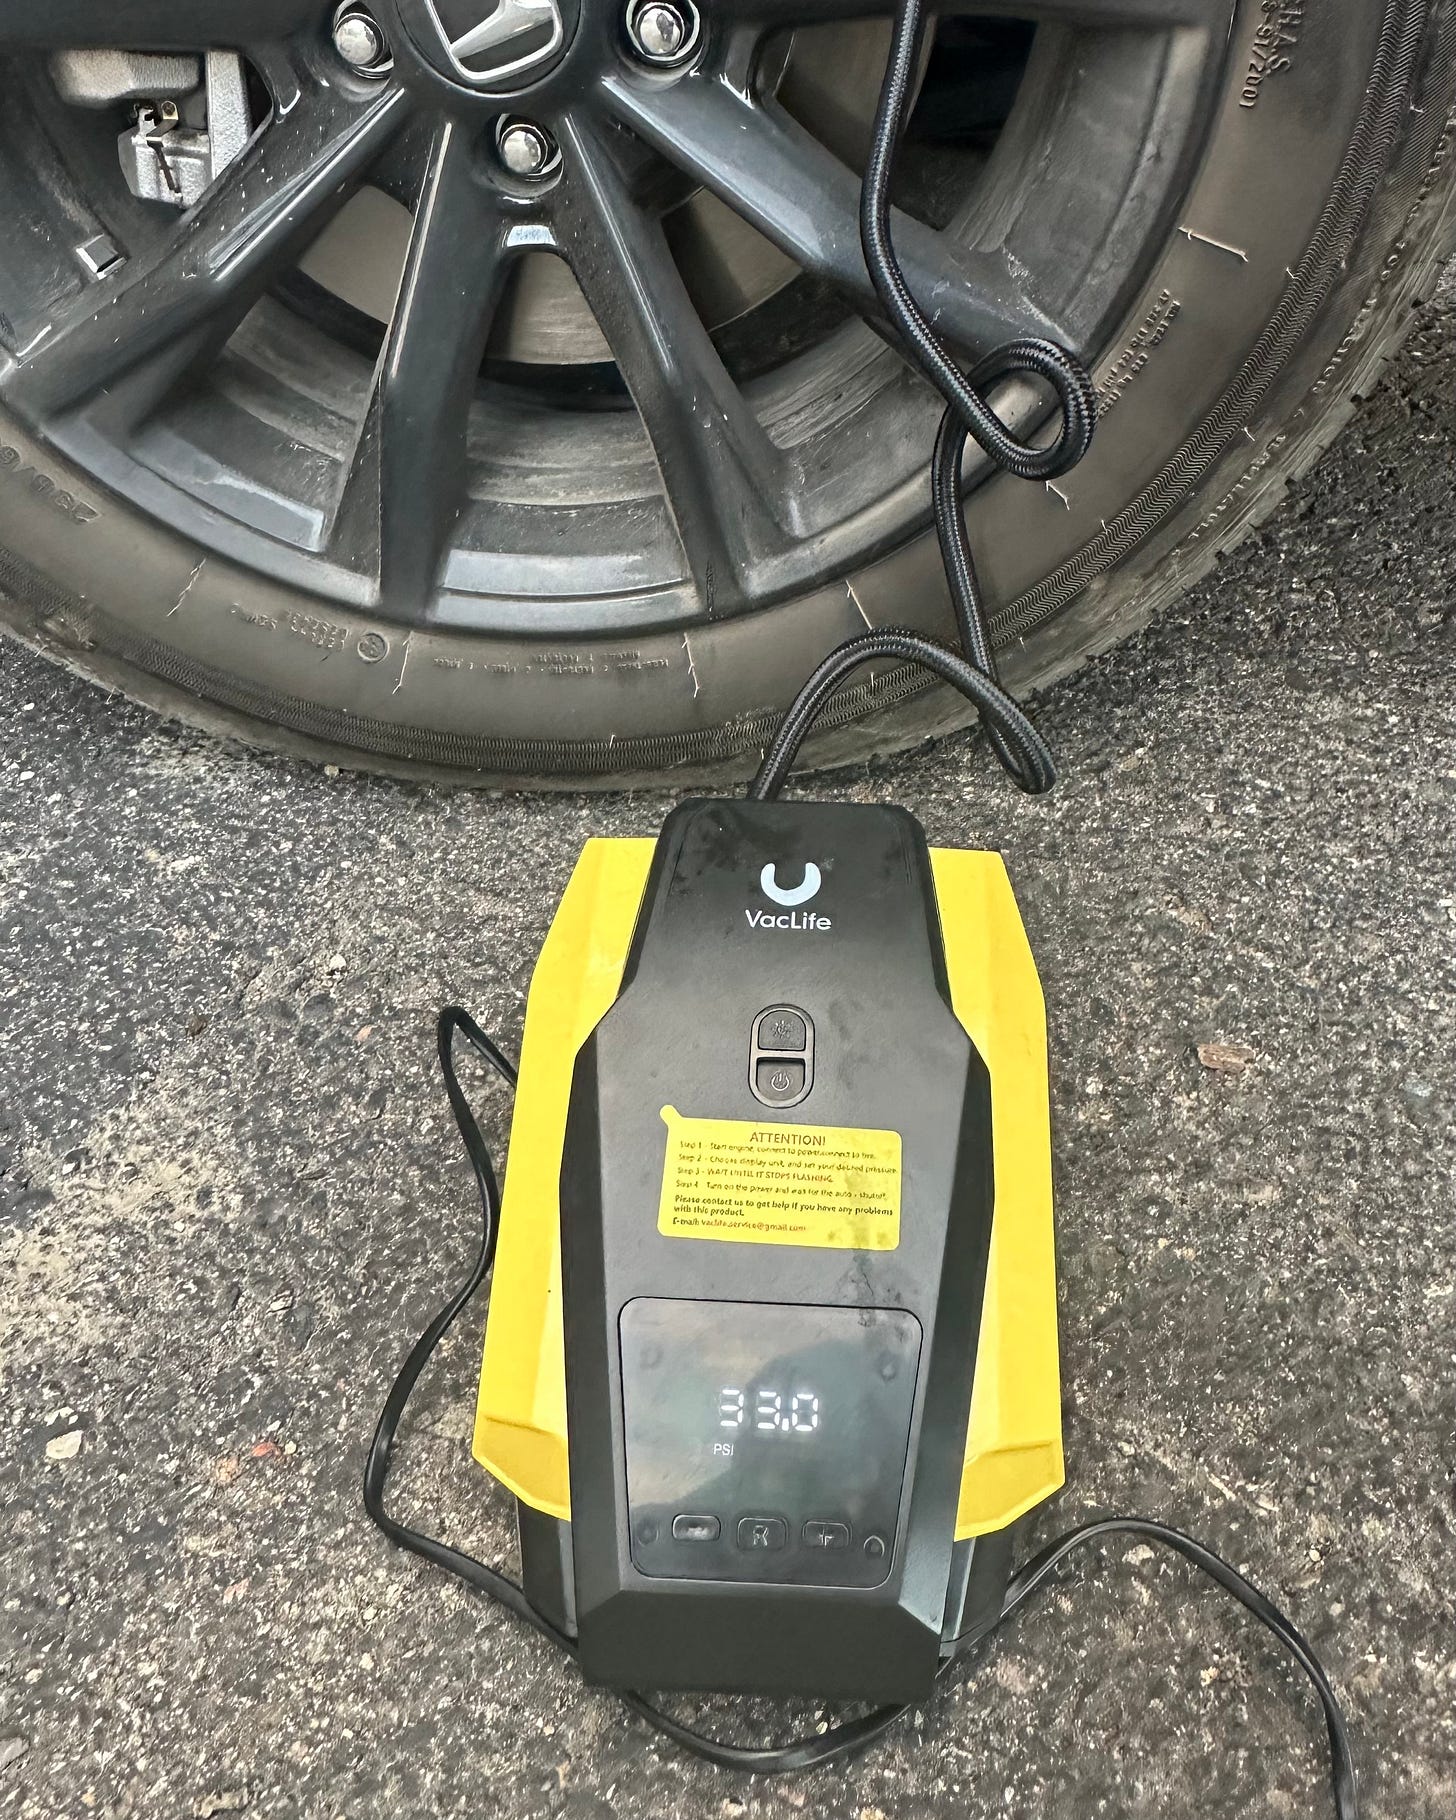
[657, 1105, 901, 1250]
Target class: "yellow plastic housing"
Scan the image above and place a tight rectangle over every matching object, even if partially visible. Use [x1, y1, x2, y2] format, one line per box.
[473, 838, 1062, 1541]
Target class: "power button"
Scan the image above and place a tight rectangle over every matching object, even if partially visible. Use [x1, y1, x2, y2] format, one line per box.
[755, 1059, 806, 1105]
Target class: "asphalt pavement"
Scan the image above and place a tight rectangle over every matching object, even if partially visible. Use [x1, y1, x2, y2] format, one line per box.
[1, 283, 1453, 1820]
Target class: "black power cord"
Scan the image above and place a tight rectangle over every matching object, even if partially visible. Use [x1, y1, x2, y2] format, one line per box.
[362, 1010, 570, 1655]
[364, 1012, 1359, 1810]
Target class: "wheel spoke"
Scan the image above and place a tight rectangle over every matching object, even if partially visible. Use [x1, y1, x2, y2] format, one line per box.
[0, 1, 320, 47]
[2, 79, 410, 425]
[600, 73, 1069, 359]
[330, 118, 512, 614]
[554, 111, 800, 613]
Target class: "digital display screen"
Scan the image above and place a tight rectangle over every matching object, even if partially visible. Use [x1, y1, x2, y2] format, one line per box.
[619, 1299, 922, 1587]
[716, 1384, 821, 1434]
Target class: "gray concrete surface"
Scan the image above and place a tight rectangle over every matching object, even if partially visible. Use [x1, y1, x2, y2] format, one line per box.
[3, 289, 1455, 1820]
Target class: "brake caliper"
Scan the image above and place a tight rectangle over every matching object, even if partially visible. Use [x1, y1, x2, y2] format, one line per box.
[50, 48, 252, 211]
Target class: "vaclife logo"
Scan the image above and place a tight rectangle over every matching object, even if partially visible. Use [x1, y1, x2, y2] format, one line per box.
[746, 861, 832, 931]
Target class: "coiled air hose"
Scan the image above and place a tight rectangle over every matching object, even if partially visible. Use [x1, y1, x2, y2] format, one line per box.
[749, 0, 1097, 802]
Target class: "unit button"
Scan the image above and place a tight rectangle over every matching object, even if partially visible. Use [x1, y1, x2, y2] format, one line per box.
[863, 1533, 887, 1560]
[754, 1059, 806, 1106]
[736, 1516, 787, 1551]
[671, 1513, 721, 1543]
[801, 1520, 850, 1550]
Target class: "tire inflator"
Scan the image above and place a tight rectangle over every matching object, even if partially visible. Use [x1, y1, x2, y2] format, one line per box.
[365, 793, 1358, 1808]
[472, 798, 1059, 1703]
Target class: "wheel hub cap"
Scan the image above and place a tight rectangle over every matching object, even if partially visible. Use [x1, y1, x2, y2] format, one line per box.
[401, 0, 575, 91]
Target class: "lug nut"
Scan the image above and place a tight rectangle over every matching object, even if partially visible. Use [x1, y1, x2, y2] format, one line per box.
[332, 4, 391, 75]
[626, 0, 700, 64]
[497, 119, 558, 179]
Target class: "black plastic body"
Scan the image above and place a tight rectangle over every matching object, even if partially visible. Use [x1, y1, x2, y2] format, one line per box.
[554, 799, 997, 1703]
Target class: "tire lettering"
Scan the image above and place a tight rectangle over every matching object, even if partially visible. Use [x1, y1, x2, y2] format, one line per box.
[284, 610, 349, 653]
[1097, 290, 1182, 419]
[0, 444, 99, 524]
[1239, 0, 1302, 109]
[229, 604, 278, 631]
[1187, 431, 1290, 542]
[429, 651, 672, 679]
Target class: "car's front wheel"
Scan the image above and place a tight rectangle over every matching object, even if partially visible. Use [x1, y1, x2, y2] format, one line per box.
[0, 0, 1451, 782]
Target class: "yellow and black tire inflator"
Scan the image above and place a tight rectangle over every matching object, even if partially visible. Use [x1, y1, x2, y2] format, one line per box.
[471, 797, 1061, 1705]
[365, 796, 1357, 1800]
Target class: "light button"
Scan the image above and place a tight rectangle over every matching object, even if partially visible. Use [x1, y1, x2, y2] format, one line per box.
[755, 1008, 807, 1052]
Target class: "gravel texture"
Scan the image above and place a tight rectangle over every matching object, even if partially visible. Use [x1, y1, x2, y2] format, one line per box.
[2, 287, 1454, 1820]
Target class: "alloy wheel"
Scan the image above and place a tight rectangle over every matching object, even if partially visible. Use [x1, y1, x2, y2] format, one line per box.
[0, 0, 1229, 639]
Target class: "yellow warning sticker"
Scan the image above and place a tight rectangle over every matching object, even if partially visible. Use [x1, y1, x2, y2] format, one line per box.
[657, 1105, 902, 1250]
